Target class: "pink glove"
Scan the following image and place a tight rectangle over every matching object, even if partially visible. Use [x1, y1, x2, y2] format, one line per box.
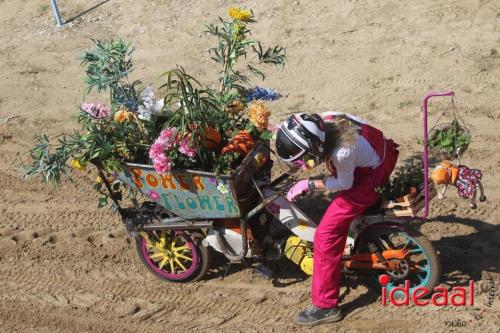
[287, 180, 310, 202]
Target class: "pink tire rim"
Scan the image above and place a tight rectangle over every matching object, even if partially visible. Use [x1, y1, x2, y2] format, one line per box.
[140, 232, 199, 281]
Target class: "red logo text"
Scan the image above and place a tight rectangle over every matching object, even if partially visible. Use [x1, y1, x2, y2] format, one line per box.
[379, 274, 474, 306]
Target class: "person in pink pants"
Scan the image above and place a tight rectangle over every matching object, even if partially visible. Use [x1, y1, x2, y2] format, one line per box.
[275, 112, 399, 326]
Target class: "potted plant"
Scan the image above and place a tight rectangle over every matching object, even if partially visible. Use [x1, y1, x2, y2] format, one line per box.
[428, 119, 471, 159]
[25, 7, 286, 209]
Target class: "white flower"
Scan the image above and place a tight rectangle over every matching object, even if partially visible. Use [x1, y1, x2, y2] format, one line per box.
[138, 105, 152, 121]
[153, 98, 164, 113]
[141, 85, 155, 108]
[217, 183, 229, 195]
[138, 85, 165, 121]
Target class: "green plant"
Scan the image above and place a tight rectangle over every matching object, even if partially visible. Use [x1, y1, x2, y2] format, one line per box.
[376, 158, 425, 201]
[205, 10, 285, 110]
[25, 8, 285, 209]
[25, 39, 152, 185]
[428, 119, 470, 156]
[156, 9, 286, 172]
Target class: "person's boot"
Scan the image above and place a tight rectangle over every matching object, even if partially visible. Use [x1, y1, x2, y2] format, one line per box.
[295, 305, 343, 326]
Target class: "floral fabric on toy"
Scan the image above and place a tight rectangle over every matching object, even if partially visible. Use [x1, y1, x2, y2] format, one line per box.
[455, 166, 482, 198]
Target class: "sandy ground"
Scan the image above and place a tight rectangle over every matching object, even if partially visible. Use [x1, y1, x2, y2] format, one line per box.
[1, 0, 500, 332]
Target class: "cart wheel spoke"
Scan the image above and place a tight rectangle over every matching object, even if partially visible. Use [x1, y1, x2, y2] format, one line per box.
[173, 244, 190, 252]
[174, 258, 187, 272]
[175, 253, 193, 261]
[149, 252, 165, 260]
[159, 257, 169, 270]
[408, 248, 423, 255]
[412, 264, 427, 272]
[159, 230, 167, 247]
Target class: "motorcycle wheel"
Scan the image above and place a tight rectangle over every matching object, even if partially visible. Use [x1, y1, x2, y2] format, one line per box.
[135, 230, 210, 283]
[355, 226, 441, 295]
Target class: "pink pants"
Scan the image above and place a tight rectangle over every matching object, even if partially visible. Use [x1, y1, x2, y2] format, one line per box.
[311, 126, 399, 308]
[312, 196, 367, 308]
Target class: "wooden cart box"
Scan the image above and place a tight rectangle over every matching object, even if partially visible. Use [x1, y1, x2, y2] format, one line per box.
[382, 183, 437, 217]
[116, 140, 270, 220]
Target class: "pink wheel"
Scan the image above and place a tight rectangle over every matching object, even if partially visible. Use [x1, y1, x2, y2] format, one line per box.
[136, 230, 209, 282]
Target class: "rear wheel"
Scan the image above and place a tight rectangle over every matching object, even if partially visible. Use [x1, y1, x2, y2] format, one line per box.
[135, 230, 209, 283]
[356, 226, 441, 295]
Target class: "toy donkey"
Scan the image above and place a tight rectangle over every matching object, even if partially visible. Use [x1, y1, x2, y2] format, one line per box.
[431, 161, 486, 209]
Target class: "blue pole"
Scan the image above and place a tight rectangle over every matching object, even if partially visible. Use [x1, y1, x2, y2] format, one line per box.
[50, 0, 63, 27]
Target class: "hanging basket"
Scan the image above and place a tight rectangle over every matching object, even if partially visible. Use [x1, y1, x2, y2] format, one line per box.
[428, 122, 471, 160]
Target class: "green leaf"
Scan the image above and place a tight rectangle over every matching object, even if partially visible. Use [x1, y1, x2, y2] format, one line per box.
[247, 64, 265, 80]
[260, 130, 273, 140]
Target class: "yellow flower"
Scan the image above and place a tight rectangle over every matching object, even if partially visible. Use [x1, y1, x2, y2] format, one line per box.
[70, 159, 86, 171]
[228, 7, 253, 21]
[113, 108, 134, 123]
[247, 101, 271, 132]
[306, 159, 316, 169]
[96, 175, 115, 184]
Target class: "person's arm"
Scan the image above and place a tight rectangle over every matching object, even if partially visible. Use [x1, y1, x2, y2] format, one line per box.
[309, 147, 356, 191]
[286, 147, 356, 201]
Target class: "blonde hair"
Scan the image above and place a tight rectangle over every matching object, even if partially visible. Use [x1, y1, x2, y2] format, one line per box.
[323, 116, 360, 155]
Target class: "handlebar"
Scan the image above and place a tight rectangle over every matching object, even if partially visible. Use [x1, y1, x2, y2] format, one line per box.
[270, 172, 291, 187]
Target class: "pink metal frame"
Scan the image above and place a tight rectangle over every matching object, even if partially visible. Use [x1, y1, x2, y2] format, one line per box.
[420, 90, 455, 219]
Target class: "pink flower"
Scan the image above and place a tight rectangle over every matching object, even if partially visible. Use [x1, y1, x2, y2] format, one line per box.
[293, 159, 307, 170]
[158, 128, 176, 150]
[148, 190, 161, 201]
[149, 142, 165, 160]
[178, 136, 196, 157]
[159, 127, 175, 139]
[267, 125, 279, 132]
[81, 102, 110, 118]
[153, 154, 172, 174]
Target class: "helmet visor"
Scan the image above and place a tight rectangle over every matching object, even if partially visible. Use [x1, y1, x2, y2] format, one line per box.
[276, 129, 305, 162]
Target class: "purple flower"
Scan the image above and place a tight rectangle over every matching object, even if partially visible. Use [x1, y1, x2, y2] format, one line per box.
[246, 86, 280, 102]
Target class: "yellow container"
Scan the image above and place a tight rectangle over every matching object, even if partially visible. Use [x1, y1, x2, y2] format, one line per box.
[284, 236, 314, 276]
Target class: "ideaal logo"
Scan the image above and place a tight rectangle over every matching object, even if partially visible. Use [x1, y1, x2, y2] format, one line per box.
[379, 274, 475, 306]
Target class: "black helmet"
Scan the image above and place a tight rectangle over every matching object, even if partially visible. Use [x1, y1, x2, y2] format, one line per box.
[276, 113, 326, 164]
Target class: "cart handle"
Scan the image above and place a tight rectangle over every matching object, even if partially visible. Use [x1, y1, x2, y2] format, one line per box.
[420, 90, 455, 219]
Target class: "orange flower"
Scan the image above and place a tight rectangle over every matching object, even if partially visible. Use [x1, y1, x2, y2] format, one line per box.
[247, 101, 271, 132]
[114, 108, 134, 123]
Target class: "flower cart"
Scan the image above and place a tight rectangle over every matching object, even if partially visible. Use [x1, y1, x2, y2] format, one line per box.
[26, 8, 287, 281]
